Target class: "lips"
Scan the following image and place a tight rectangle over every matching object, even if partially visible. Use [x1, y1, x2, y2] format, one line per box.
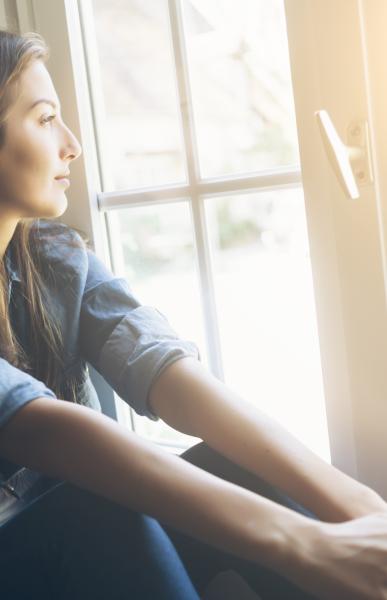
[55, 172, 70, 179]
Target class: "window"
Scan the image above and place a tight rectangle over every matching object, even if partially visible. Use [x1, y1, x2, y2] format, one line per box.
[78, 0, 330, 460]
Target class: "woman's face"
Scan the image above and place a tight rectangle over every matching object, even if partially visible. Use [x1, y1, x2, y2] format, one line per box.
[0, 59, 82, 220]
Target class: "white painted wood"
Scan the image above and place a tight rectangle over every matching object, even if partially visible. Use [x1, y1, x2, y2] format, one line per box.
[98, 168, 302, 211]
[358, 0, 387, 307]
[75, 0, 122, 276]
[0, 1, 8, 28]
[285, 0, 387, 496]
[15, 0, 35, 32]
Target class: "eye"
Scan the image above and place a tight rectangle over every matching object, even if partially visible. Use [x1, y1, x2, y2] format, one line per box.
[40, 113, 56, 125]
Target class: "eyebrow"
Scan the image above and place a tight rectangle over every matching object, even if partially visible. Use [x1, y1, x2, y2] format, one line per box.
[28, 98, 60, 112]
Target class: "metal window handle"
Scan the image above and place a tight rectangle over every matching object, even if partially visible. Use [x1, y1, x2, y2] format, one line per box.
[315, 110, 373, 200]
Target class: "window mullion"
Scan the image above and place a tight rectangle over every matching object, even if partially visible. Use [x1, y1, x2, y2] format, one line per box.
[189, 195, 225, 381]
[97, 168, 302, 211]
[168, 0, 200, 185]
[168, 0, 225, 380]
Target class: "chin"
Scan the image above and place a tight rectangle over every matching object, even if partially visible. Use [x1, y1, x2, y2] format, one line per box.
[38, 196, 68, 218]
[14, 193, 68, 220]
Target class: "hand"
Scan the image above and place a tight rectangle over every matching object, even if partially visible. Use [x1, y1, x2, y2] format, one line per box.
[284, 513, 387, 600]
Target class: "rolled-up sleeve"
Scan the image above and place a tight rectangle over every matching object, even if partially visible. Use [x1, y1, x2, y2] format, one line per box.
[80, 250, 201, 421]
[0, 358, 57, 430]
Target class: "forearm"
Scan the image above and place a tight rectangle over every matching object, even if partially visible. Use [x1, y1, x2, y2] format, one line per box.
[149, 357, 385, 522]
[0, 396, 310, 572]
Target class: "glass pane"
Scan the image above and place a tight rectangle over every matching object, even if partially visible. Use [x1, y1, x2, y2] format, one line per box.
[205, 189, 330, 461]
[107, 202, 205, 448]
[182, 0, 300, 178]
[91, 0, 186, 190]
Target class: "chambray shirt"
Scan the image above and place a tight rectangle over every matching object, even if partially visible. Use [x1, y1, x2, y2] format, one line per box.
[0, 219, 200, 480]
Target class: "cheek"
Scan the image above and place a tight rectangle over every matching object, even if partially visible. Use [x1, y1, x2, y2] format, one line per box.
[0, 124, 57, 211]
[13, 135, 48, 176]
[6, 141, 52, 194]
[14, 119, 53, 166]
[0, 157, 48, 214]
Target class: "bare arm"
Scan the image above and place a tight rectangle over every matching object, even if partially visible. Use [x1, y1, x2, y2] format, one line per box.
[0, 395, 306, 570]
[2, 395, 387, 598]
[148, 356, 387, 522]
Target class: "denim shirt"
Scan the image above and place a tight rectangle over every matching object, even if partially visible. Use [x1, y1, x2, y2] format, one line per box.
[0, 219, 200, 479]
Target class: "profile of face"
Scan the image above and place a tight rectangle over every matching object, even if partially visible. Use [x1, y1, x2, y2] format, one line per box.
[0, 59, 82, 220]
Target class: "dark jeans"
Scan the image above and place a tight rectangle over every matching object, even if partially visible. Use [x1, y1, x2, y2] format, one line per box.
[0, 441, 318, 599]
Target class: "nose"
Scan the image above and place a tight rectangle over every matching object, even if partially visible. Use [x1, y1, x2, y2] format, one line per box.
[60, 123, 83, 162]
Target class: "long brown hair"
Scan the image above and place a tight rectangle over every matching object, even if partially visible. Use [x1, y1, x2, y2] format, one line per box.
[0, 28, 85, 404]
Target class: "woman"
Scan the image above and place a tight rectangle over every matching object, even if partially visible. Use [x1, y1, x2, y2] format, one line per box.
[0, 28, 387, 600]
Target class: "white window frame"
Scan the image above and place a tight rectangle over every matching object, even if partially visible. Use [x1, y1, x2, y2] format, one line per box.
[284, 0, 387, 497]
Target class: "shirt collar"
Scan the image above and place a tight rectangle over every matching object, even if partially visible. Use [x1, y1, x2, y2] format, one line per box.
[4, 242, 21, 283]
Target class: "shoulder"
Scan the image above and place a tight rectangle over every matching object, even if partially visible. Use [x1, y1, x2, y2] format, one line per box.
[30, 218, 89, 281]
[30, 218, 88, 248]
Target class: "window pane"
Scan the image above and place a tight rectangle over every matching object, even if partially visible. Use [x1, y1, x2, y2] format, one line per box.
[182, 0, 300, 178]
[107, 202, 205, 447]
[205, 189, 330, 461]
[91, 0, 186, 190]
